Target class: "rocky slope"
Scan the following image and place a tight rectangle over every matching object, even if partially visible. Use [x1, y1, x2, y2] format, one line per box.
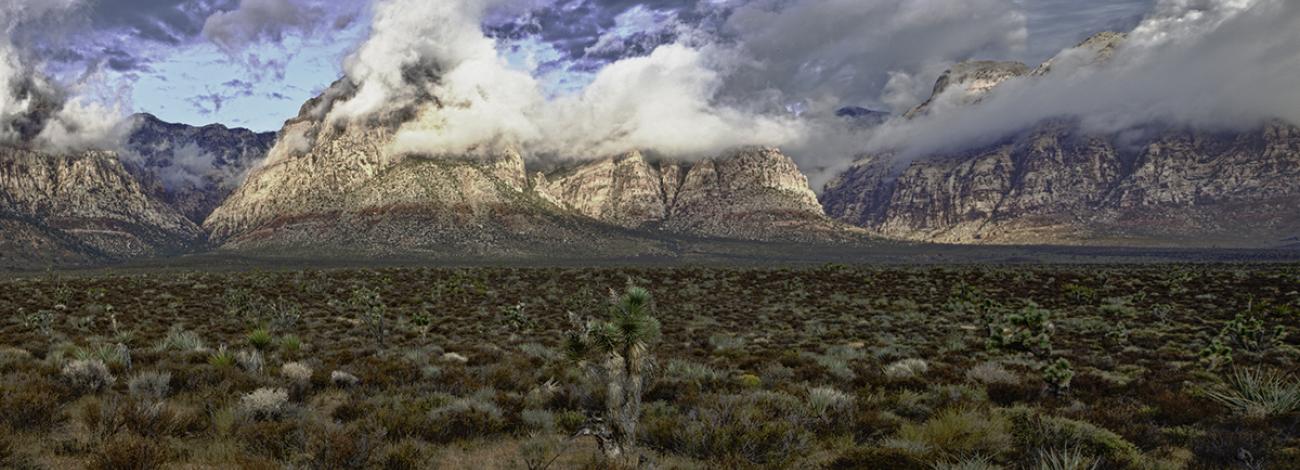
[122, 114, 276, 223]
[0, 146, 204, 258]
[823, 32, 1300, 247]
[534, 148, 838, 240]
[205, 78, 848, 254]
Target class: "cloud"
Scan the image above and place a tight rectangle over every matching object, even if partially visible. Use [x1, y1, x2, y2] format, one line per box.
[201, 0, 327, 54]
[324, 0, 1031, 167]
[866, 0, 1300, 161]
[1, 0, 129, 151]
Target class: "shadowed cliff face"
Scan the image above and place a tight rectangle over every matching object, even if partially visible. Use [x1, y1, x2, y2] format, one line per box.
[122, 114, 277, 224]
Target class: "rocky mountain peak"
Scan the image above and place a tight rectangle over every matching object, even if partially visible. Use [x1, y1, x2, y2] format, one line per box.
[1033, 31, 1128, 76]
[904, 60, 1030, 119]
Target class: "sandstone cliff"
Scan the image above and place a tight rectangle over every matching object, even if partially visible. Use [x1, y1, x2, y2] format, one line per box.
[0, 146, 204, 258]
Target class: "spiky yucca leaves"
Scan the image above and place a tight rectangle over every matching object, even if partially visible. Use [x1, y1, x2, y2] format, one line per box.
[562, 286, 662, 462]
[1204, 367, 1300, 418]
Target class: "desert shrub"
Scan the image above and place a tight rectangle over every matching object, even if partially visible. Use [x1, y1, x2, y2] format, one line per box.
[347, 288, 388, 348]
[240, 387, 290, 421]
[521, 408, 557, 433]
[663, 359, 723, 385]
[156, 326, 204, 352]
[22, 309, 54, 337]
[827, 446, 928, 470]
[1204, 367, 1300, 418]
[1004, 407, 1141, 467]
[1036, 447, 1099, 470]
[966, 362, 1019, 385]
[1198, 339, 1233, 371]
[247, 328, 274, 351]
[236, 349, 265, 373]
[237, 419, 303, 460]
[282, 361, 313, 382]
[806, 386, 854, 427]
[77, 343, 131, 371]
[62, 359, 116, 394]
[304, 421, 386, 470]
[87, 433, 168, 470]
[986, 303, 1054, 357]
[932, 455, 1001, 470]
[885, 358, 930, 380]
[331, 370, 360, 388]
[127, 371, 171, 402]
[0, 375, 65, 430]
[425, 394, 506, 441]
[1042, 359, 1075, 394]
[208, 346, 235, 368]
[268, 298, 302, 333]
[888, 408, 1012, 462]
[648, 391, 812, 467]
[1215, 314, 1285, 353]
[280, 335, 303, 358]
[0, 426, 39, 470]
[377, 438, 433, 470]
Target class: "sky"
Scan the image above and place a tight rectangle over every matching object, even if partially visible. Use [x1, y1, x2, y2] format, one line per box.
[6, 0, 1300, 192]
[5, 0, 1155, 132]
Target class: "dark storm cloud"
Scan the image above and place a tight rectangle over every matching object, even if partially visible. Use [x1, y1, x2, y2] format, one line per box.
[89, 0, 239, 45]
[487, 0, 705, 68]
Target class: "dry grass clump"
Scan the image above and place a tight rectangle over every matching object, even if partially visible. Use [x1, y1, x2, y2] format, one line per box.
[62, 359, 116, 394]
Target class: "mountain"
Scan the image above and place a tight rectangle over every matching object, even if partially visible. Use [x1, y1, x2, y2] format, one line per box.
[903, 60, 1030, 119]
[822, 33, 1300, 247]
[533, 148, 840, 241]
[0, 146, 204, 261]
[204, 79, 848, 255]
[122, 113, 277, 223]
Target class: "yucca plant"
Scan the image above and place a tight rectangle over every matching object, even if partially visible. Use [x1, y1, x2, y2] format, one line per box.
[208, 345, 235, 368]
[563, 285, 661, 462]
[247, 328, 274, 351]
[1204, 367, 1300, 418]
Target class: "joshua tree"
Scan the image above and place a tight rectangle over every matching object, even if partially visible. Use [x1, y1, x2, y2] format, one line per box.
[563, 286, 661, 462]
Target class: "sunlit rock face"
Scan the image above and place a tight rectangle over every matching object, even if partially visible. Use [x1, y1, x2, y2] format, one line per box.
[204, 74, 849, 253]
[535, 147, 834, 240]
[0, 146, 204, 258]
[823, 32, 1300, 248]
[823, 120, 1300, 247]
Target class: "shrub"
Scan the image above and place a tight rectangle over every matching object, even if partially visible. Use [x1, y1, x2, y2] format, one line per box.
[348, 288, 388, 348]
[247, 328, 274, 351]
[1216, 314, 1285, 352]
[986, 303, 1054, 357]
[807, 386, 854, 421]
[1204, 367, 1300, 418]
[208, 346, 235, 368]
[651, 391, 812, 467]
[885, 358, 929, 380]
[127, 371, 171, 403]
[268, 298, 302, 333]
[1042, 359, 1075, 394]
[425, 395, 506, 441]
[240, 388, 290, 421]
[1036, 447, 1099, 470]
[280, 335, 303, 358]
[890, 408, 1012, 461]
[235, 349, 264, 373]
[1004, 407, 1141, 467]
[156, 327, 204, 352]
[663, 359, 723, 385]
[305, 421, 385, 470]
[62, 359, 116, 394]
[966, 362, 1019, 385]
[0, 378, 63, 430]
[282, 362, 314, 384]
[331, 370, 360, 388]
[520, 408, 557, 433]
[88, 433, 168, 470]
[1198, 339, 1233, 371]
